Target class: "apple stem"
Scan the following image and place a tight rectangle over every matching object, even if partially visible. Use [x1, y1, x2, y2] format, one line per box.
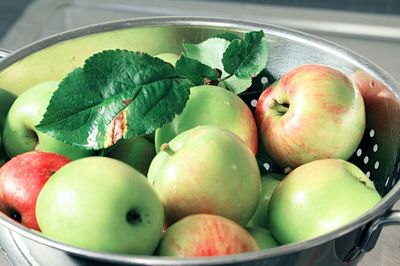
[160, 143, 175, 156]
[270, 99, 289, 115]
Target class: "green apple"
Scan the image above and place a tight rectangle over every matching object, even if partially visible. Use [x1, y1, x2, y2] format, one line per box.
[106, 137, 156, 175]
[155, 53, 180, 65]
[2, 81, 94, 160]
[268, 159, 381, 244]
[36, 156, 164, 255]
[245, 226, 280, 249]
[156, 85, 258, 155]
[148, 125, 261, 225]
[247, 173, 283, 229]
[0, 88, 17, 165]
[255, 64, 366, 169]
[157, 214, 259, 257]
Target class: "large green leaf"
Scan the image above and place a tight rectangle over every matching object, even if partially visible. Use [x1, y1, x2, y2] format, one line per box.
[36, 50, 191, 150]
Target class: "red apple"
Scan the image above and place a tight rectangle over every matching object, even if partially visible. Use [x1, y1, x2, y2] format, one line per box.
[256, 64, 366, 169]
[0, 151, 70, 230]
[156, 214, 259, 257]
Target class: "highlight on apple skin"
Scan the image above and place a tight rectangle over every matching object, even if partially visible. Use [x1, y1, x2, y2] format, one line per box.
[156, 214, 260, 257]
[255, 64, 366, 169]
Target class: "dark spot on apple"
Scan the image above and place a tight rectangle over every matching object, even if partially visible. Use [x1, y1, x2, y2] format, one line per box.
[126, 209, 141, 225]
[204, 78, 218, 86]
[32, 131, 39, 145]
[8, 209, 22, 223]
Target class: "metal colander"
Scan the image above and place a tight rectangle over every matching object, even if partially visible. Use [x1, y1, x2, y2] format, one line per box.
[0, 17, 399, 266]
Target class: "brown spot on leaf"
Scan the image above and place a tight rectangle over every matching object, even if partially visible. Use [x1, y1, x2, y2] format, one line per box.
[123, 99, 132, 106]
[105, 110, 127, 147]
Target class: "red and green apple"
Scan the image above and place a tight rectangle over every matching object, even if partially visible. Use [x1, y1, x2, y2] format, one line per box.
[0, 151, 70, 230]
[148, 126, 261, 225]
[156, 214, 259, 257]
[255, 64, 366, 169]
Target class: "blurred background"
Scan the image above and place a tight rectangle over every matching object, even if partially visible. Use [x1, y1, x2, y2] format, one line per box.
[1, 0, 399, 81]
[0, 1, 399, 265]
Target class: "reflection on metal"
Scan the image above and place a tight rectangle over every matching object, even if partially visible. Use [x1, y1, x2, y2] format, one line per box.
[0, 49, 10, 60]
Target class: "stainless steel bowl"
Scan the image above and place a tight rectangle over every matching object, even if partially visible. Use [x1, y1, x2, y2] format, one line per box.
[0, 17, 399, 266]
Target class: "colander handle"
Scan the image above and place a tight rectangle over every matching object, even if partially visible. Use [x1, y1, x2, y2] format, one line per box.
[344, 208, 400, 262]
[0, 48, 10, 60]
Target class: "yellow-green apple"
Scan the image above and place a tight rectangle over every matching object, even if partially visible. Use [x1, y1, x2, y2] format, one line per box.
[148, 126, 261, 225]
[247, 173, 283, 229]
[268, 159, 381, 244]
[245, 226, 280, 249]
[255, 64, 366, 169]
[0, 151, 70, 230]
[106, 137, 156, 175]
[2, 81, 94, 160]
[36, 156, 164, 255]
[156, 214, 259, 257]
[155, 85, 258, 155]
[0, 88, 17, 166]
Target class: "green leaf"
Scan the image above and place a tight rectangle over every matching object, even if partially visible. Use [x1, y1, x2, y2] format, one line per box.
[222, 39, 246, 75]
[222, 30, 268, 79]
[209, 32, 241, 42]
[175, 55, 219, 86]
[36, 50, 191, 150]
[224, 76, 252, 94]
[183, 38, 231, 74]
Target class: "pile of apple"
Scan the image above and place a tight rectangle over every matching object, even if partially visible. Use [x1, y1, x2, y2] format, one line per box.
[0, 53, 381, 258]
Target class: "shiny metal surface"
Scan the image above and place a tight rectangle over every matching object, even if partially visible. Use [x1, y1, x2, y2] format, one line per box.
[0, 17, 399, 266]
[0, 49, 10, 60]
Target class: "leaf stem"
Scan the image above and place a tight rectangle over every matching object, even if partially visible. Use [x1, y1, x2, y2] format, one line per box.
[218, 74, 233, 82]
